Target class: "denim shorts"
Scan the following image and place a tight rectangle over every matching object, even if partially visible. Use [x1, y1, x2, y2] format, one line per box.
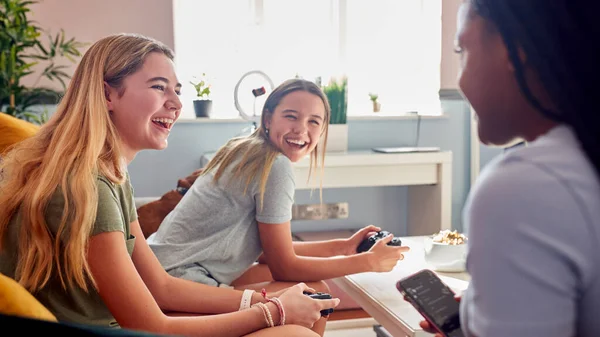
[167, 263, 232, 288]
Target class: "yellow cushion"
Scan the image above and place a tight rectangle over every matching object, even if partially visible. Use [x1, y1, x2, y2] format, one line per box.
[0, 273, 57, 322]
[0, 113, 40, 155]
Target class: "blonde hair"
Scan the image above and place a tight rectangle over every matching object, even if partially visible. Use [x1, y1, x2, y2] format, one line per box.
[203, 78, 331, 208]
[0, 33, 174, 293]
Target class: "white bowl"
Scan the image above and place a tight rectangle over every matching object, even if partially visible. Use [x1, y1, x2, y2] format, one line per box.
[423, 236, 467, 272]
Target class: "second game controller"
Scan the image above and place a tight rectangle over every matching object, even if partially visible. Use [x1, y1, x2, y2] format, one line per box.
[303, 291, 335, 316]
[356, 230, 402, 253]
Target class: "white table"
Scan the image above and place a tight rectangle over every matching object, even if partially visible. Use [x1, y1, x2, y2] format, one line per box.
[332, 236, 470, 337]
[201, 150, 453, 235]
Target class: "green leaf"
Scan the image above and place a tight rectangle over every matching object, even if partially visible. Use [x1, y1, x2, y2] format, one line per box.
[59, 29, 65, 46]
[22, 54, 47, 60]
[200, 87, 210, 97]
[53, 30, 59, 49]
[35, 39, 48, 55]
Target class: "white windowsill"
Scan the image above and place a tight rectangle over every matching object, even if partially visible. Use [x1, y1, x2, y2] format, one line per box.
[176, 113, 448, 124]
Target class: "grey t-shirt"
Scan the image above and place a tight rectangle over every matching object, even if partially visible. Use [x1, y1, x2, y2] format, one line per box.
[148, 154, 295, 285]
[460, 125, 600, 337]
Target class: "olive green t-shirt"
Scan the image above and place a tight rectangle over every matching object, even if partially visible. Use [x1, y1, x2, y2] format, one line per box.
[0, 174, 137, 327]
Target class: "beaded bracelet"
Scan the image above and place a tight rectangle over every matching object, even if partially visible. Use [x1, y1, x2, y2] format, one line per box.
[251, 302, 274, 327]
[262, 302, 275, 327]
[268, 297, 285, 326]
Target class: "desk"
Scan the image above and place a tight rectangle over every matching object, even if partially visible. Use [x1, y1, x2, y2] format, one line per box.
[332, 236, 469, 337]
[202, 150, 453, 235]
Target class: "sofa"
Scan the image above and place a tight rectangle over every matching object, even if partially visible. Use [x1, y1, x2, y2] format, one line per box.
[0, 113, 40, 155]
[0, 272, 171, 336]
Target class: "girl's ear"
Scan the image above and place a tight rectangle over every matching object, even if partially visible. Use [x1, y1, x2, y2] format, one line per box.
[506, 46, 527, 73]
[263, 110, 272, 129]
[104, 81, 115, 111]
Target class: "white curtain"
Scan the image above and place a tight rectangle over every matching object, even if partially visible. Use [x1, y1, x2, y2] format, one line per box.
[174, 0, 441, 119]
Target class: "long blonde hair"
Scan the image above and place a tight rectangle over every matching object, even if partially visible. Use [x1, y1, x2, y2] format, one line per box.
[203, 79, 331, 208]
[0, 33, 174, 293]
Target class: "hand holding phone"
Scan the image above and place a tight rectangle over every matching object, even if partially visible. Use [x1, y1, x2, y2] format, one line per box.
[396, 269, 465, 337]
[418, 306, 461, 337]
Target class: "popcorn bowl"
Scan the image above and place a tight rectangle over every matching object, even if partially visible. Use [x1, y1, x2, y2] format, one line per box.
[423, 230, 468, 272]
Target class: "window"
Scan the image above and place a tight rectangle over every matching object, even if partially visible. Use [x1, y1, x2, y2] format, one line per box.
[174, 0, 442, 119]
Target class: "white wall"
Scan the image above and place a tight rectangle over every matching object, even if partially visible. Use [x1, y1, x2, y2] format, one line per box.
[26, 0, 175, 90]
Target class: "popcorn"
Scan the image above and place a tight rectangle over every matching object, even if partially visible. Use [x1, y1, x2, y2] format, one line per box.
[431, 229, 467, 245]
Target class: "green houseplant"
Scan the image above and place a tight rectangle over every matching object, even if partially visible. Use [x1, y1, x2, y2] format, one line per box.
[190, 73, 212, 118]
[369, 92, 381, 113]
[322, 76, 347, 124]
[320, 76, 348, 152]
[0, 0, 86, 124]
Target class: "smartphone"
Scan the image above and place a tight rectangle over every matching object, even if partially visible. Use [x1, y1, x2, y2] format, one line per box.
[396, 269, 465, 337]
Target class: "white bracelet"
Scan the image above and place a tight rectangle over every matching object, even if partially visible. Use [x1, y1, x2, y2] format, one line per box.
[239, 289, 255, 311]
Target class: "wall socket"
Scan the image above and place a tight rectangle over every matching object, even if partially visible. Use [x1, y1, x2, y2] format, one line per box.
[292, 202, 349, 220]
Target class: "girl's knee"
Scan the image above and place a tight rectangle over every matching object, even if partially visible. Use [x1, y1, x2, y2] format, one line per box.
[244, 325, 319, 337]
[283, 325, 320, 337]
[309, 280, 330, 294]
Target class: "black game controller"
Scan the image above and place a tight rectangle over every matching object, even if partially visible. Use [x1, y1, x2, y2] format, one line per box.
[356, 230, 402, 253]
[303, 291, 335, 316]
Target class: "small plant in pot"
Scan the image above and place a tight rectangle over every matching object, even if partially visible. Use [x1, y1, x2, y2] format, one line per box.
[319, 76, 348, 152]
[369, 92, 381, 113]
[322, 76, 348, 125]
[190, 73, 212, 118]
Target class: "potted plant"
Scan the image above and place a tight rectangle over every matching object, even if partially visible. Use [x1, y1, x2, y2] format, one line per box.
[321, 76, 348, 153]
[190, 73, 212, 118]
[0, 0, 86, 124]
[369, 92, 381, 113]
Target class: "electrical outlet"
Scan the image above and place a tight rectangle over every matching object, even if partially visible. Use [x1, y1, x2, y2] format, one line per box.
[326, 202, 349, 219]
[292, 202, 349, 220]
[292, 204, 323, 220]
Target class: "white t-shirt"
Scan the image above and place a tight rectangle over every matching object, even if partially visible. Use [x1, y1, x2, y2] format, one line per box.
[460, 125, 600, 337]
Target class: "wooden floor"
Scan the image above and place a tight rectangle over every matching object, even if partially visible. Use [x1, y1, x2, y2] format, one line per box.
[327, 308, 371, 321]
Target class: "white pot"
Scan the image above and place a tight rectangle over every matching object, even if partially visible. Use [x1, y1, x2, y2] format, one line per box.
[324, 124, 348, 153]
[423, 236, 467, 272]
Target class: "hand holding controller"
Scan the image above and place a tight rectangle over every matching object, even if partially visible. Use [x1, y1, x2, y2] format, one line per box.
[303, 291, 335, 316]
[357, 230, 402, 253]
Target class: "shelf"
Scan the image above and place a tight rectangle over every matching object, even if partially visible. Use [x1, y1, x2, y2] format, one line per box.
[176, 113, 448, 124]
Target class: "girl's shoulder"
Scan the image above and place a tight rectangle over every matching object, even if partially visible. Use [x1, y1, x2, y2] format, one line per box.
[270, 153, 294, 174]
[273, 152, 292, 164]
[467, 132, 600, 240]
